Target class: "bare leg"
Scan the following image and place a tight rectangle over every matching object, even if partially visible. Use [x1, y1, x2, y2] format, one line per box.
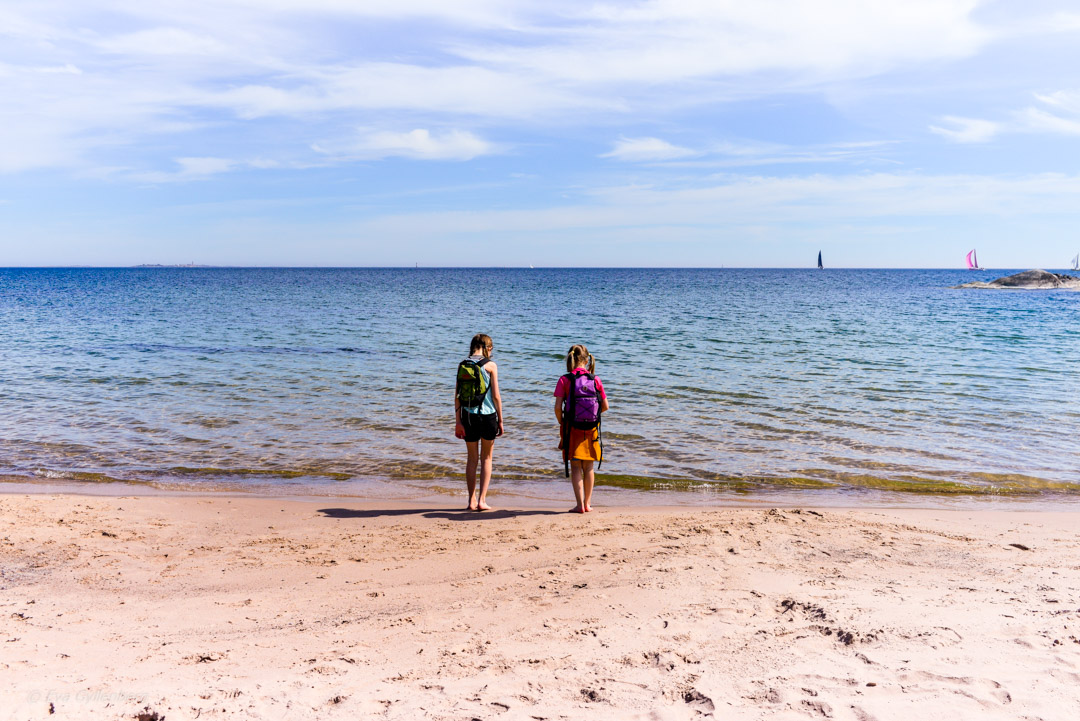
[477, 438, 495, 510]
[581, 460, 595, 512]
[569, 460, 585, 513]
[465, 441, 479, 510]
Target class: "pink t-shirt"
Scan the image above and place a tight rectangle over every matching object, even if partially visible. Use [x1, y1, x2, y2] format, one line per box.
[554, 368, 606, 400]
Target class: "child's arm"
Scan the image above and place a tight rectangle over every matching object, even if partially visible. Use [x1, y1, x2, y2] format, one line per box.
[554, 375, 566, 424]
[489, 363, 504, 437]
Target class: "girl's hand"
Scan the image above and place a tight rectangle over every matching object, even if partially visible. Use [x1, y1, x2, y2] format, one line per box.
[455, 421, 466, 439]
[497, 420, 504, 437]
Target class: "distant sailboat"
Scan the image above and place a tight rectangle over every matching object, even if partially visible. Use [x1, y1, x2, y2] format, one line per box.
[1071, 253, 1079, 272]
[965, 249, 984, 271]
[817, 251, 823, 269]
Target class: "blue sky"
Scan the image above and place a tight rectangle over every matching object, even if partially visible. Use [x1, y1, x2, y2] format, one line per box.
[3, 0, 1080, 267]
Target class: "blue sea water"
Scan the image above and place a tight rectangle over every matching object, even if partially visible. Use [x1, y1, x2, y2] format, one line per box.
[1, 267, 1078, 504]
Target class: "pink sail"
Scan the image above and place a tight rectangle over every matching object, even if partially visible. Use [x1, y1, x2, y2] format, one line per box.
[966, 249, 977, 270]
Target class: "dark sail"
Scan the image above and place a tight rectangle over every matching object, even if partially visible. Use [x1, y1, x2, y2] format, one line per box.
[817, 251, 823, 269]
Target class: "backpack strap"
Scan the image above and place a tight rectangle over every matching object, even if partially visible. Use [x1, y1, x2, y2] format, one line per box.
[589, 373, 602, 469]
[596, 405, 603, 470]
[476, 357, 493, 410]
[561, 373, 575, 478]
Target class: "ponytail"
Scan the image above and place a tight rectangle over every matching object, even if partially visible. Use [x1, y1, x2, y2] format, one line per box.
[565, 344, 595, 373]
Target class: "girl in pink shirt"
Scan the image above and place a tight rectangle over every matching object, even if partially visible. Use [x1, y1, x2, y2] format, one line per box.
[554, 344, 609, 513]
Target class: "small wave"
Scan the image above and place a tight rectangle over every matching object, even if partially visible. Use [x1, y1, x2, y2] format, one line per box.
[167, 466, 353, 480]
[31, 468, 153, 485]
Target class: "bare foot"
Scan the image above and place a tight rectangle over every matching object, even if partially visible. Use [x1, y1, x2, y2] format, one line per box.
[584, 504, 593, 512]
[466, 505, 479, 511]
[569, 506, 586, 514]
[477, 501, 492, 511]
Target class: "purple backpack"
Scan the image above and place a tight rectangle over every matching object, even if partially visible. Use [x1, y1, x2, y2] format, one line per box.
[565, 372, 601, 429]
[562, 371, 604, 476]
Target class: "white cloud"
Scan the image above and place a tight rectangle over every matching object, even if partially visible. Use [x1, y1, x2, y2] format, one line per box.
[601, 137, 898, 167]
[932, 90, 1080, 143]
[35, 64, 82, 74]
[1015, 93, 1080, 136]
[207, 64, 612, 120]
[130, 156, 236, 183]
[343, 172, 1080, 243]
[930, 115, 1001, 143]
[460, 0, 990, 85]
[317, 128, 499, 161]
[1020, 107, 1080, 136]
[601, 137, 697, 162]
[662, 140, 900, 168]
[96, 28, 235, 58]
[1034, 90, 1080, 112]
[0, 0, 1073, 177]
[176, 157, 234, 175]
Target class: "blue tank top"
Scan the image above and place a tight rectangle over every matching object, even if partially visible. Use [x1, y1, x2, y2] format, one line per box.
[462, 355, 497, 415]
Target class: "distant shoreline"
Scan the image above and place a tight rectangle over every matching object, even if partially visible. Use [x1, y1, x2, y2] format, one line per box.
[3, 266, 1080, 271]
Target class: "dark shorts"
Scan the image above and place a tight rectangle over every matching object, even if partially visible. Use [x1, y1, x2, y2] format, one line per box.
[461, 410, 498, 442]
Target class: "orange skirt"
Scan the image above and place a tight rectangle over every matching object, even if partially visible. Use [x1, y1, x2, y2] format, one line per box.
[560, 425, 601, 462]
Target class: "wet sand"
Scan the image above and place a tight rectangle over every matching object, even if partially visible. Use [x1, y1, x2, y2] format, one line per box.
[1, 493, 1078, 720]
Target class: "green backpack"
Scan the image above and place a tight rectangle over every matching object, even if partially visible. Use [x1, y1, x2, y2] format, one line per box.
[456, 357, 491, 410]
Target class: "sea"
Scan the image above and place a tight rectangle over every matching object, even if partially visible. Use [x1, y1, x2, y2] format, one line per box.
[2, 267, 1078, 507]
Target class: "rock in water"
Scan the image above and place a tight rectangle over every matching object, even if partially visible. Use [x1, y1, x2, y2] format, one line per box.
[956, 269, 1080, 289]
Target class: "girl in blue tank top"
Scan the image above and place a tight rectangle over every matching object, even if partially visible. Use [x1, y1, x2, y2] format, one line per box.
[454, 333, 503, 510]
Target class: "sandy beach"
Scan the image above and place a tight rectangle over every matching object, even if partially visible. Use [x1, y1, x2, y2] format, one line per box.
[2, 493, 1078, 720]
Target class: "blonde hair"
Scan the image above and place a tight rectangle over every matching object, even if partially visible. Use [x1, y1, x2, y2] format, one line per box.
[565, 344, 595, 373]
[470, 333, 493, 357]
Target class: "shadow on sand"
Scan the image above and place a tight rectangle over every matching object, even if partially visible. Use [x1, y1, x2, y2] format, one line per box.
[317, 507, 565, 521]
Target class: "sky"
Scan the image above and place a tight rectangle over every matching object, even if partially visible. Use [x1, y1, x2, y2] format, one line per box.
[2, 0, 1080, 267]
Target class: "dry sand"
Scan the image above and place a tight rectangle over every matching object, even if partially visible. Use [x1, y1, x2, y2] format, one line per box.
[1, 493, 1079, 720]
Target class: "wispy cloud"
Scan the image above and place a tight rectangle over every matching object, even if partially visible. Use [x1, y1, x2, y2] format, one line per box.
[930, 115, 1001, 143]
[315, 128, 500, 161]
[933, 91, 1080, 142]
[461, 0, 990, 85]
[601, 137, 697, 162]
[1017, 92, 1080, 135]
[1020, 107, 1080, 136]
[657, 140, 901, 168]
[594, 138, 900, 168]
[0, 0, 1006, 176]
[130, 157, 237, 183]
[350, 172, 1080, 240]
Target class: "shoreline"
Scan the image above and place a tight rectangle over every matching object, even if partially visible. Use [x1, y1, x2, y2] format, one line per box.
[4, 476, 1080, 513]
[2, 493, 1078, 719]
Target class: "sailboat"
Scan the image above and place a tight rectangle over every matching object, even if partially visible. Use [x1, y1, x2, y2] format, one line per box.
[817, 251, 823, 269]
[1071, 253, 1078, 272]
[965, 249, 984, 271]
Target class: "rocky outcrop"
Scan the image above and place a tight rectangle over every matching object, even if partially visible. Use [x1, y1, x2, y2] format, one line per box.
[956, 269, 1080, 289]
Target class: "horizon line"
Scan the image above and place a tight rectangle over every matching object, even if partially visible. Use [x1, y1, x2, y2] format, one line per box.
[0, 265, 1066, 271]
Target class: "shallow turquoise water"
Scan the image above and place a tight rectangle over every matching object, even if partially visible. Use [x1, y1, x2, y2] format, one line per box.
[1, 267, 1078, 501]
